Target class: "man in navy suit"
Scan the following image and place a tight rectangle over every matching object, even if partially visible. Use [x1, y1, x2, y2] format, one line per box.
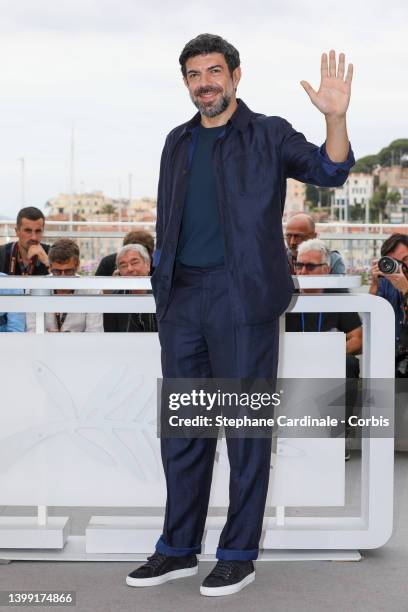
[127, 33, 354, 597]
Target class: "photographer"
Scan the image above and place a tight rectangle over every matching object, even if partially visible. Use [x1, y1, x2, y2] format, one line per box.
[0, 207, 49, 276]
[285, 212, 346, 275]
[370, 233, 408, 376]
[26, 239, 103, 333]
[103, 244, 157, 333]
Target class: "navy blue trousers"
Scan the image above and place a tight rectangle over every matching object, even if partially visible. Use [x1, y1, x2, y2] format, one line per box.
[155, 264, 279, 561]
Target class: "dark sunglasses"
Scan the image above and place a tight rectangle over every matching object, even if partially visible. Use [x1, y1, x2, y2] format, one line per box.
[294, 262, 326, 272]
[285, 232, 307, 241]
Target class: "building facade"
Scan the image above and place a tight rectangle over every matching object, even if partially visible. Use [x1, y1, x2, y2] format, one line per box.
[283, 179, 306, 220]
[378, 166, 408, 222]
[334, 173, 374, 221]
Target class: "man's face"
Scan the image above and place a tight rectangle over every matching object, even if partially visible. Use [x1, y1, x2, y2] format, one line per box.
[388, 243, 408, 278]
[15, 218, 44, 251]
[117, 251, 150, 277]
[184, 52, 240, 118]
[49, 257, 79, 276]
[285, 217, 316, 257]
[295, 250, 329, 276]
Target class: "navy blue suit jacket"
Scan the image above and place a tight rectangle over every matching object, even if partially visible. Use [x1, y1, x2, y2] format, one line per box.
[151, 99, 354, 324]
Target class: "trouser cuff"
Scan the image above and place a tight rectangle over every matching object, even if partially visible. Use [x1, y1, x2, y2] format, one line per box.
[216, 547, 259, 561]
[155, 535, 201, 557]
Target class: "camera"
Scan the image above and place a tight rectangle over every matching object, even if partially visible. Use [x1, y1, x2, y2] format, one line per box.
[378, 256, 400, 274]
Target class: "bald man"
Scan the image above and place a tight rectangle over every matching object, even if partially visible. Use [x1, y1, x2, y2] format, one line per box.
[285, 212, 345, 274]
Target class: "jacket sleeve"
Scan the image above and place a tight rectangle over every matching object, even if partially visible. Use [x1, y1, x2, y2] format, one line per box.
[152, 135, 170, 270]
[103, 312, 119, 332]
[281, 120, 355, 187]
[95, 255, 113, 277]
[0, 245, 7, 274]
[0, 284, 25, 331]
[330, 252, 346, 274]
[5, 311, 26, 332]
[376, 277, 387, 298]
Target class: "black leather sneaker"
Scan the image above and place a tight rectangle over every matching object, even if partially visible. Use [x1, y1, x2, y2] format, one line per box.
[200, 560, 255, 596]
[126, 551, 198, 587]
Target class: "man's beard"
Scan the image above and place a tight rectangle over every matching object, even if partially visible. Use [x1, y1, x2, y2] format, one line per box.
[190, 86, 232, 118]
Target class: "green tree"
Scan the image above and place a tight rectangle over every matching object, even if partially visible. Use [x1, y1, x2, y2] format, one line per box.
[101, 204, 116, 216]
[305, 185, 332, 207]
[369, 183, 388, 222]
[387, 190, 401, 207]
[305, 184, 319, 206]
[351, 154, 378, 174]
[352, 139, 408, 173]
[319, 188, 332, 208]
[378, 139, 408, 167]
[349, 204, 364, 222]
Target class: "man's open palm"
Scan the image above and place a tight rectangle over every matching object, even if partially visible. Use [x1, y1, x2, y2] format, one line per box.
[301, 50, 353, 118]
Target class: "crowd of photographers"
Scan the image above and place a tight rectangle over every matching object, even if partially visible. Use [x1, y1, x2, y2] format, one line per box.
[0, 205, 407, 379]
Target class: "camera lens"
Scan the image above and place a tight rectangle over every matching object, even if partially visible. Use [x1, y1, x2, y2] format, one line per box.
[378, 256, 399, 274]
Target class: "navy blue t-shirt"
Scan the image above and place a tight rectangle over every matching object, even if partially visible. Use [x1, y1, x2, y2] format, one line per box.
[176, 124, 225, 267]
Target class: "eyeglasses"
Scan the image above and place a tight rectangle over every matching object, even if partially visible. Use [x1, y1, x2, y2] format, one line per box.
[285, 233, 307, 241]
[294, 262, 326, 272]
[50, 268, 77, 276]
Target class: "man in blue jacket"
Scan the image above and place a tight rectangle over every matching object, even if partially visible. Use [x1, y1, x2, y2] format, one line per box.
[127, 33, 354, 596]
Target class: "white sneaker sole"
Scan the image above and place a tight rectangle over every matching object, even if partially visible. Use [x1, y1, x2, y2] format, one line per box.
[126, 565, 198, 587]
[200, 571, 255, 597]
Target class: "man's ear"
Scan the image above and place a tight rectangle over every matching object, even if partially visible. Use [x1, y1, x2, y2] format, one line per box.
[232, 66, 241, 90]
[183, 75, 189, 89]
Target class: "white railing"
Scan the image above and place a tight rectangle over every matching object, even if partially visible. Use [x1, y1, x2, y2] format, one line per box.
[0, 273, 395, 560]
[0, 220, 406, 275]
[0, 274, 362, 291]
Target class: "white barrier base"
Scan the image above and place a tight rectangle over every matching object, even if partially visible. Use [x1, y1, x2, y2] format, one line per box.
[86, 516, 162, 554]
[0, 534, 361, 562]
[85, 516, 363, 561]
[0, 516, 69, 549]
[259, 550, 361, 561]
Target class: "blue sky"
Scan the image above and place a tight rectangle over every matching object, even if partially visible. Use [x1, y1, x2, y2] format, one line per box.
[0, 0, 407, 218]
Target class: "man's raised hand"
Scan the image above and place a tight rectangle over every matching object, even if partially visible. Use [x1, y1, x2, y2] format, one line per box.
[300, 50, 353, 118]
[27, 243, 49, 267]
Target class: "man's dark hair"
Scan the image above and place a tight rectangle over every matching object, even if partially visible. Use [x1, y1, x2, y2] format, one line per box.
[49, 238, 80, 264]
[16, 206, 45, 228]
[381, 233, 408, 256]
[123, 230, 154, 258]
[179, 33, 240, 77]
